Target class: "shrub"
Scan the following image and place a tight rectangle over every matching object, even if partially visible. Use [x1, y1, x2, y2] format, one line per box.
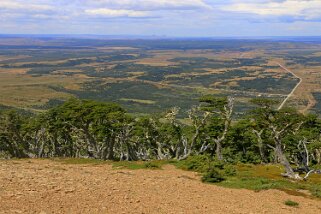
[311, 186, 321, 198]
[179, 155, 209, 172]
[0, 151, 11, 159]
[143, 162, 160, 169]
[202, 168, 225, 183]
[212, 160, 225, 170]
[237, 151, 261, 164]
[284, 200, 299, 207]
[113, 161, 161, 170]
[223, 165, 237, 176]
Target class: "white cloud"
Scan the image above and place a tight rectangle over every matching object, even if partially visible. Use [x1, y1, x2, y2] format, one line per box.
[222, 0, 321, 19]
[85, 8, 150, 18]
[1, 0, 321, 36]
[82, 0, 211, 19]
[80, 0, 211, 11]
[0, 0, 53, 11]
[0, 0, 211, 21]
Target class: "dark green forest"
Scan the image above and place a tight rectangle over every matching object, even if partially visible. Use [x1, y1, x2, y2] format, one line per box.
[1, 96, 320, 181]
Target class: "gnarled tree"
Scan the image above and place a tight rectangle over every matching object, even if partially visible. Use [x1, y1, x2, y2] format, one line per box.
[200, 96, 234, 161]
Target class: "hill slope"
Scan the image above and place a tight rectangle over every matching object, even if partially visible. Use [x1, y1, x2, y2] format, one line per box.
[0, 160, 320, 213]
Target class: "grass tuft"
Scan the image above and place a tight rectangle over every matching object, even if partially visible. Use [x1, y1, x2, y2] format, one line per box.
[202, 168, 225, 183]
[54, 158, 107, 165]
[284, 200, 299, 207]
[112, 160, 165, 170]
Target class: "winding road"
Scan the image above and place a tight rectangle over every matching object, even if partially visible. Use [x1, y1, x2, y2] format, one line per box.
[277, 63, 303, 110]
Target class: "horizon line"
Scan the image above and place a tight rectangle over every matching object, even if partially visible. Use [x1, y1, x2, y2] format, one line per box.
[1, 34, 321, 38]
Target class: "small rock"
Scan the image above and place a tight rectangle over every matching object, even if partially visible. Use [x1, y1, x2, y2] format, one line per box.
[54, 188, 61, 192]
[65, 189, 75, 194]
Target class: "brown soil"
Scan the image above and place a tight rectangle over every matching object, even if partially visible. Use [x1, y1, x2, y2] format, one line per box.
[0, 160, 320, 214]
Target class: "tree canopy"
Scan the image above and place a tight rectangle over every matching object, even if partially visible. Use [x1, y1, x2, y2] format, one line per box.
[0, 97, 320, 180]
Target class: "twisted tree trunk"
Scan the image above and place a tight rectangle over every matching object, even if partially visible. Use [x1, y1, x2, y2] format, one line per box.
[252, 129, 267, 163]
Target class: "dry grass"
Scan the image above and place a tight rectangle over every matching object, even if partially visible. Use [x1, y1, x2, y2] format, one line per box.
[52, 69, 85, 74]
[134, 52, 180, 66]
[134, 49, 244, 67]
[96, 46, 139, 51]
[0, 73, 88, 109]
[0, 68, 30, 74]
[282, 64, 321, 113]
[0, 55, 31, 62]
[120, 98, 156, 104]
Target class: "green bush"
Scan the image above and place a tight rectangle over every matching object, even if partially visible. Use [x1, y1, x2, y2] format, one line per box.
[223, 165, 237, 176]
[112, 161, 162, 170]
[284, 200, 299, 207]
[178, 155, 209, 172]
[0, 151, 11, 159]
[202, 168, 225, 183]
[236, 151, 261, 164]
[143, 162, 160, 169]
[311, 186, 321, 198]
[177, 155, 238, 178]
[212, 160, 225, 170]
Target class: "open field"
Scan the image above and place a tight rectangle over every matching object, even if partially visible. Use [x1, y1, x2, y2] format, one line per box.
[0, 37, 320, 115]
[0, 71, 86, 110]
[282, 64, 321, 114]
[0, 159, 321, 214]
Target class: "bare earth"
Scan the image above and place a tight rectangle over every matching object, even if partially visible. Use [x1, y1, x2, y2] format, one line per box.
[0, 160, 321, 214]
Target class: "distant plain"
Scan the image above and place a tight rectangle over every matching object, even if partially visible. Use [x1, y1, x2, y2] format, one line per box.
[0, 37, 320, 115]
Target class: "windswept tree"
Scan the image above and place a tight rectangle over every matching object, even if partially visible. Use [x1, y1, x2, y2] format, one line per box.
[35, 99, 128, 160]
[310, 136, 321, 165]
[132, 105, 211, 160]
[250, 98, 312, 179]
[290, 114, 321, 170]
[132, 116, 163, 160]
[0, 97, 320, 182]
[200, 96, 234, 161]
[0, 110, 30, 158]
[268, 108, 307, 179]
[160, 105, 212, 160]
[185, 106, 211, 157]
[249, 98, 279, 163]
[227, 119, 261, 164]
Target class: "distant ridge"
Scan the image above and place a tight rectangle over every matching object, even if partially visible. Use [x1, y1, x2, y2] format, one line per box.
[0, 34, 321, 42]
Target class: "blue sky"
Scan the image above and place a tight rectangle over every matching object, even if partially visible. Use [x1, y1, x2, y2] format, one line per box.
[1, 0, 321, 37]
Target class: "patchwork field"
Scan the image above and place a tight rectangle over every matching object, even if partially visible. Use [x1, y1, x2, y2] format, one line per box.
[0, 37, 320, 115]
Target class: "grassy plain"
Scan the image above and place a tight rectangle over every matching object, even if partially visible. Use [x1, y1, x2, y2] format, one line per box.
[0, 37, 320, 115]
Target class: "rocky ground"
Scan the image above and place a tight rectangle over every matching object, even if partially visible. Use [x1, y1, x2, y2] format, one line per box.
[0, 159, 321, 214]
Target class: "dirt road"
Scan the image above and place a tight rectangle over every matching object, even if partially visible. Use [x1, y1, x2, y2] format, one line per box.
[0, 160, 320, 214]
[277, 64, 303, 110]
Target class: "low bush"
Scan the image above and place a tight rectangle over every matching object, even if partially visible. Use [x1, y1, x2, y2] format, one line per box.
[311, 186, 321, 198]
[284, 200, 299, 207]
[212, 160, 225, 170]
[143, 162, 161, 169]
[223, 165, 237, 176]
[202, 168, 225, 183]
[0, 151, 11, 159]
[178, 155, 209, 172]
[112, 160, 165, 170]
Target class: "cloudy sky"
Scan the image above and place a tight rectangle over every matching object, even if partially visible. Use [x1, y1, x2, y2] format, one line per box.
[1, 0, 321, 37]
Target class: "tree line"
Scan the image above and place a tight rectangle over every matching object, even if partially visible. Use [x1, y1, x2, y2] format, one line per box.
[0, 97, 320, 180]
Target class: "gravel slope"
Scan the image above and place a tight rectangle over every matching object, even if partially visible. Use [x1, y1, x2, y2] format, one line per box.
[0, 160, 320, 214]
